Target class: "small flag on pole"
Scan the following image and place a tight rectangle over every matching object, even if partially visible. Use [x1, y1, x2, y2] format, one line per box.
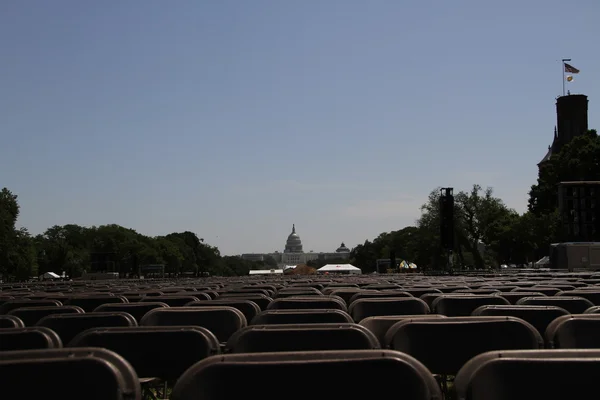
[564, 63, 580, 74]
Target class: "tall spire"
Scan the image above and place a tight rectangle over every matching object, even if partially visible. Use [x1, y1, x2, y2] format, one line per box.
[292, 224, 295, 234]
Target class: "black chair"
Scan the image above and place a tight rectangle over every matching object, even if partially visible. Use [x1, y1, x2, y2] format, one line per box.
[0, 327, 62, 351]
[250, 309, 353, 325]
[359, 314, 447, 347]
[0, 347, 141, 400]
[94, 302, 169, 323]
[37, 312, 137, 344]
[544, 314, 600, 348]
[8, 306, 85, 326]
[433, 295, 510, 316]
[0, 299, 63, 314]
[172, 350, 442, 400]
[585, 305, 600, 314]
[516, 296, 595, 314]
[0, 315, 25, 329]
[185, 299, 261, 325]
[349, 298, 430, 322]
[227, 323, 380, 353]
[386, 316, 543, 376]
[69, 326, 219, 384]
[454, 349, 600, 400]
[140, 306, 246, 343]
[267, 296, 347, 312]
[66, 295, 128, 312]
[471, 305, 569, 336]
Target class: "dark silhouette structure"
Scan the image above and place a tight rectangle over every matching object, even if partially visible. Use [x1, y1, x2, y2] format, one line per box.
[538, 94, 589, 168]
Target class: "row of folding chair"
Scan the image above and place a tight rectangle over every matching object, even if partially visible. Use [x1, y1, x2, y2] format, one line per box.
[1, 347, 599, 400]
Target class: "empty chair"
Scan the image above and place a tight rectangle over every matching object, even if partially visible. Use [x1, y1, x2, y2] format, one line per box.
[516, 296, 594, 314]
[172, 350, 442, 400]
[141, 295, 204, 307]
[37, 312, 137, 345]
[250, 309, 353, 325]
[66, 295, 128, 312]
[215, 294, 272, 310]
[433, 295, 510, 316]
[454, 349, 600, 400]
[359, 315, 447, 347]
[348, 290, 413, 304]
[94, 302, 169, 323]
[69, 326, 219, 384]
[420, 293, 474, 309]
[472, 305, 569, 336]
[0, 315, 25, 329]
[349, 298, 430, 322]
[586, 306, 600, 314]
[140, 306, 246, 343]
[557, 290, 600, 305]
[545, 314, 600, 348]
[386, 316, 542, 376]
[403, 288, 443, 297]
[227, 323, 379, 353]
[267, 296, 347, 312]
[0, 299, 62, 314]
[8, 306, 85, 326]
[494, 292, 545, 304]
[185, 299, 260, 324]
[0, 347, 141, 400]
[0, 327, 62, 351]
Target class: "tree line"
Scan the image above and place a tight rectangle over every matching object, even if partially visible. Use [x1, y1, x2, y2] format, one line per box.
[350, 130, 599, 272]
[1, 130, 597, 280]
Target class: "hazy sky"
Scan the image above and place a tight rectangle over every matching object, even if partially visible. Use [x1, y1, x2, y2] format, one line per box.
[1, 1, 598, 255]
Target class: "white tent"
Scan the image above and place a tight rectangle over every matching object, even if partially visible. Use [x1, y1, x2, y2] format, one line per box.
[40, 272, 60, 280]
[249, 269, 284, 275]
[317, 264, 361, 274]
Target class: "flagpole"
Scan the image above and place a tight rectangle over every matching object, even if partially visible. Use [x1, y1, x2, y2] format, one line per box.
[562, 58, 571, 97]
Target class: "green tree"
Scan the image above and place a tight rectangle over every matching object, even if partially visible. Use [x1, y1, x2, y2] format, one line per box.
[0, 188, 38, 280]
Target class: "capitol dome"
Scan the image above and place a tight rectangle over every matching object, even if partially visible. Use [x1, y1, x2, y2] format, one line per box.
[284, 224, 303, 253]
[336, 242, 350, 253]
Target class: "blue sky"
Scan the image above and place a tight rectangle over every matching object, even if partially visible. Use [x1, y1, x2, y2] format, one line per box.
[1, 1, 598, 255]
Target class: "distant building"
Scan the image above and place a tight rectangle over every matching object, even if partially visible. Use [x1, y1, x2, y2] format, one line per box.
[241, 224, 351, 267]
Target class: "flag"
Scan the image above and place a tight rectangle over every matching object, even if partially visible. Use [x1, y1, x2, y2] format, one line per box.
[564, 63, 580, 74]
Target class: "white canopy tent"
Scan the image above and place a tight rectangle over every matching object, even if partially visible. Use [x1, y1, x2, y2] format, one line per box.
[249, 269, 284, 275]
[39, 272, 61, 280]
[317, 264, 361, 274]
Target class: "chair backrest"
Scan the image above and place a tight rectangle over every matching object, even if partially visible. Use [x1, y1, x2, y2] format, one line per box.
[544, 314, 600, 349]
[215, 294, 272, 310]
[141, 296, 203, 307]
[585, 305, 600, 314]
[556, 290, 600, 305]
[172, 350, 442, 400]
[66, 296, 129, 312]
[359, 315, 447, 347]
[0, 315, 25, 329]
[454, 349, 600, 400]
[0, 347, 141, 400]
[185, 299, 261, 325]
[493, 292, 546, 304]
[0, 327, 62, 351]
[433, 295, 510, 316]
[93, 302, 169, 323]
[250, 309, 353, 325]
[227, 323, 380, 353]
[267, 296, 347, 312]
[8, 306, 85, 326]
[348, 290, 414, 304]
[139, 306, 246, 343]
[349, 298, 430, 322]
[0, 299, 63, 314]
[69, 326, 219, 382]
[516, 296, 595, 314]
[37, 312, 137, 344]
[386, 316, 543, 375]
[471, 305, 569, 336]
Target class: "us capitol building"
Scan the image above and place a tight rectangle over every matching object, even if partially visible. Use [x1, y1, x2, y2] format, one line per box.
[241, 224, 351, 267]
